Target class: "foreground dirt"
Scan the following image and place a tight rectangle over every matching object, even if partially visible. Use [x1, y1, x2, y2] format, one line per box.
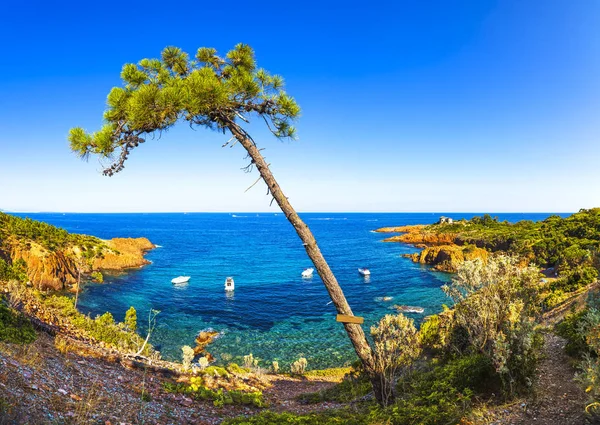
[0, 333, 340, 425]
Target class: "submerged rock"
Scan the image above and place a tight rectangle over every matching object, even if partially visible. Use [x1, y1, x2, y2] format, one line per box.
[193, 329, 220, 356]
[394, 305, 425, 314]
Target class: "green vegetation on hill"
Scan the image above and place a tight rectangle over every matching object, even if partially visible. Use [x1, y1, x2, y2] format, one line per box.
[0, 212, 103, 252]
[432, 209, 600, 272]
[429, 208, 600, 307]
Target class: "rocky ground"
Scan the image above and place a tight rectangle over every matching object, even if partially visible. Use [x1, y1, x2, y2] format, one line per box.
[0, 332, 342, 425]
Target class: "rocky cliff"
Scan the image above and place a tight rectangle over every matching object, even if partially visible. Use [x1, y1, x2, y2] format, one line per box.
[93, 238, 155, 270]
[4, 236, 154, 291]
[376, 224, 488, 272]
[377, 225, 458, 245]
[406, 244, 489, 273]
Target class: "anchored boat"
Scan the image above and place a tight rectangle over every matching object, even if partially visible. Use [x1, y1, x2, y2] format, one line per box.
[301, 268, 314, 278]
[171, 276, 191, 284]
[225, 277, 235, 291]
[358, 268, 371, 276]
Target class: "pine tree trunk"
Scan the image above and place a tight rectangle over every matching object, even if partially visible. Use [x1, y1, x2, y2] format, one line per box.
[226, 120, 390, 406]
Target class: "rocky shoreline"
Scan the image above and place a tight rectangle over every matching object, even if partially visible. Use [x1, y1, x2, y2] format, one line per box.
[4, 236, 155, 291]
[375, 224, 488, 272]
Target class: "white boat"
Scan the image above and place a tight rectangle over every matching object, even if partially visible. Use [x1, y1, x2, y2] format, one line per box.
[301, 268, 314, 278]
[171, 276, 191, 284]
[358, 268, 371, 276]
[225, 277, 235, 291]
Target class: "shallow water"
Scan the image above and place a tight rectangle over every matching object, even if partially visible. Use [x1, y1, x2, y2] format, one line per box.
[14, 212, 569, 369]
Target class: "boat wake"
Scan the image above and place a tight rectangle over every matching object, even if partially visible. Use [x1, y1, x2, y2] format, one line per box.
[374, 296, 394, 302]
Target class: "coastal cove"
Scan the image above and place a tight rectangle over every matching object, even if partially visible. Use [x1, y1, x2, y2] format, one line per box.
[12, 212, 571, 369]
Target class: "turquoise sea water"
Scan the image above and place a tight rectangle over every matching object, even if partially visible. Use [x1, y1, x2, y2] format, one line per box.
[13, 212, 570, 369]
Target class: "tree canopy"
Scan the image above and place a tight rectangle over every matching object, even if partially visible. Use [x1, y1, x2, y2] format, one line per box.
[69, 44, 300, 175]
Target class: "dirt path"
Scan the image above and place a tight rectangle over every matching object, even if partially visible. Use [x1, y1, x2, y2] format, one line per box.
[488, 333, 587, 425]
[262, 375, 342, 414]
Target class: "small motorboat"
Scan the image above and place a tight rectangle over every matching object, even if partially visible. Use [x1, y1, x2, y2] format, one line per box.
[358, 268, 371, 276]
[171, 276, 191, 284]
[394, 305, 425, 314]
[301, 268, 314, 278]
[225, 276, 235, 291]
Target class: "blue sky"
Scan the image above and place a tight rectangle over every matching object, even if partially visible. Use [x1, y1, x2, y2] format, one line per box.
[0, 1, 598, 212]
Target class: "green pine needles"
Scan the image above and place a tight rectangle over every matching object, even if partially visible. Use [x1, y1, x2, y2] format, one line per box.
[68, 44, 300, 176]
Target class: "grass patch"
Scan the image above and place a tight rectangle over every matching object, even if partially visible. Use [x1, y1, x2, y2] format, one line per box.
[302, 367, 352, 379]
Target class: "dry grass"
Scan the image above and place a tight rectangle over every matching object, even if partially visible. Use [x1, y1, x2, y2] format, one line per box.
[0, 340, 45, 370]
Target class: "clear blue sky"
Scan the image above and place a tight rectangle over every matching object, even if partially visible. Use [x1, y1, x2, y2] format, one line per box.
[1, 1, 598, 212]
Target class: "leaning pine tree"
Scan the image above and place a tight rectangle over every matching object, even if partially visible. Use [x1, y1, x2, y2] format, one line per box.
[68, 44, 390, 405]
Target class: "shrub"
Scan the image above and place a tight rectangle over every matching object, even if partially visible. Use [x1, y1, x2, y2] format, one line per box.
[271, 361, 279, 373]
[290, 357, 308, 374]
[543, 289, 568, 310]
[243, 353, 258, 369]
[198, 357, 210, 369]
[382, 354, 498, 425]
[90, 271, 104, 283]
[40, 294, 148, 353]
[124, 306, 137, 332]
[551, 266, 598, 293]
[443, 256, 542, 395]
[556, 297, 600, 420]
[0, 259, 27, 283]
[0, 298, 36, 344]
[371, 313, 421, 405]
[204, 366, 230, 377]
[227, 363, 248, 374]
[181, 345, 194, 371]
[163, 379, 266, 408]
[556, 308, 589, 356]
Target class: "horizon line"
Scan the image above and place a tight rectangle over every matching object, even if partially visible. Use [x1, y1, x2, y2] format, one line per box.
[2, 210, 577, 214]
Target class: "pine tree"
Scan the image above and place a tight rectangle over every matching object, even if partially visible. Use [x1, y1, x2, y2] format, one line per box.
[69, 44, 389, 405]
[124, 306, 137, 333]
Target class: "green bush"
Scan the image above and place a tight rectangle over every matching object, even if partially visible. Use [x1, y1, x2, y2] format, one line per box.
[378, 354, 497, 425]
[204, 366, 230, 377]
[0, 258, 27, 283]
[551, 266, 598, 293]
[0, 298, 36, 344]
[556, 308, 589, 356]
[41, 294, 147, 353]
[124, 306, 137, 332]
[226, 363, 250, 374]
[91, 271, 104, 283]
[163, 379, 266, 408]
[543, 289, 568, 310]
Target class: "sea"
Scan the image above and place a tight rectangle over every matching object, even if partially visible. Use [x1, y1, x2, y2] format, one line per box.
[11, 212, 571, 369]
